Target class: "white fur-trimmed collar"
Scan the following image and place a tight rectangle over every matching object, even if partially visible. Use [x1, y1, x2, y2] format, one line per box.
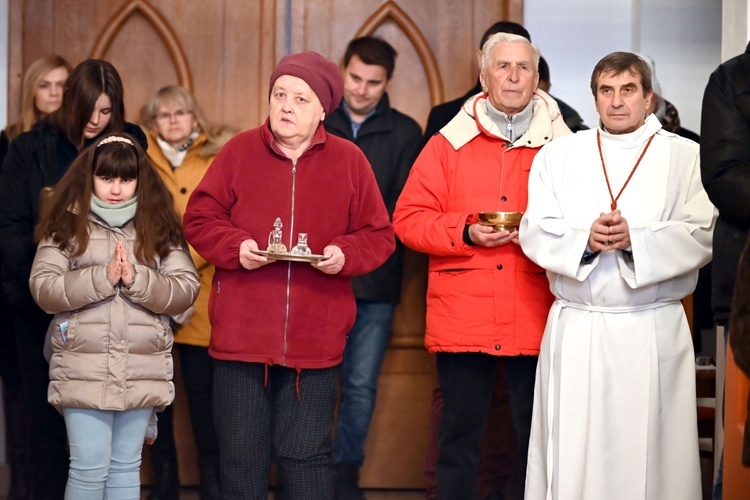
[439, 89, 566, 150]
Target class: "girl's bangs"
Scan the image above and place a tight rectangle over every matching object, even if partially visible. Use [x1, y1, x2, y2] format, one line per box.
[93, 146, 139, 179]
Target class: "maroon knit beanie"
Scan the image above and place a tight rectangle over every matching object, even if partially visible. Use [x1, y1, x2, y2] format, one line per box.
[268, 51, 344, 114]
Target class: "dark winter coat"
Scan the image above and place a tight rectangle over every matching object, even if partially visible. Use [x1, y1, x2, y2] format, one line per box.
[423, 82, 482, 144]
[325, 93, 422, 303]
[700, 41, 750, 325]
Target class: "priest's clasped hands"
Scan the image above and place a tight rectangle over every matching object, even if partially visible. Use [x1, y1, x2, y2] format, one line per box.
[588, 210, 631, 252]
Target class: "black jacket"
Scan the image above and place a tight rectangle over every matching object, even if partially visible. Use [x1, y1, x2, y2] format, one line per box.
[422, 82, 482, 144]
[553, 96, 588, 132]
[325, 94, 422, 303]
[700, 41, 750, 324]
[0, 130, 9, 166]
[0, 118, 146, 312]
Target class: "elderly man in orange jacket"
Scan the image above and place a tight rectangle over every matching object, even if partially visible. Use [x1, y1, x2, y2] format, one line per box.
[393, 32, 570, 499]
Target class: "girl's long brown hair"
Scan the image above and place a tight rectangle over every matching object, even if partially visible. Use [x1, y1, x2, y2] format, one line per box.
[35, 132, 186, 264]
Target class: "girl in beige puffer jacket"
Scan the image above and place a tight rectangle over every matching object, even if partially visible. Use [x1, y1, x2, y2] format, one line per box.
[29, 132, 199, 500]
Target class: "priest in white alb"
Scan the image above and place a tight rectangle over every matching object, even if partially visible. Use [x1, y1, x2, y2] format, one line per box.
[519, 51, 716, 500]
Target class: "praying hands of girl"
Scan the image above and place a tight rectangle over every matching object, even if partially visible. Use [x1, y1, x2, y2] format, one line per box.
[107, 240, 135, 287]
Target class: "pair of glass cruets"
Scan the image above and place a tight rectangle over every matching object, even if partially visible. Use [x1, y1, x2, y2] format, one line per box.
[267, 217, 310, 256]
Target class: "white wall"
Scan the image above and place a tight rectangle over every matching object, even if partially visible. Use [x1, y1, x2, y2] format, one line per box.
[721, 0, 750, 59]
[526, 0, 723, 135]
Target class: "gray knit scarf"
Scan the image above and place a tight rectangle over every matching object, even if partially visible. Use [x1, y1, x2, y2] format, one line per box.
[90, 196, 138, 228]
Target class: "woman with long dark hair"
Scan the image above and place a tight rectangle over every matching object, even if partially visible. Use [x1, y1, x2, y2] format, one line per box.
[0, 53, 72, 499]
[0, 59, 147, 499]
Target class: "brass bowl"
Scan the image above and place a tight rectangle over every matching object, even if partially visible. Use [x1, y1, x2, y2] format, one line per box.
[477, 211, 523, 232]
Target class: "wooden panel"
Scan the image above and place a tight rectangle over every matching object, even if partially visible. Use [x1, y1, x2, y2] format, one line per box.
[222, 0, 278, 127]
[286, 0, 521, 130]
[7, 0, 274, 130]
[360, 349, 437, 488]
[683, 294, 694, 335]
[7, 0, 521, 131]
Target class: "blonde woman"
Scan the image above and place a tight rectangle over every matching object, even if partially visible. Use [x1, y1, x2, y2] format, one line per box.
[1, 54, 72, 157]
[140, 85, 234, 499]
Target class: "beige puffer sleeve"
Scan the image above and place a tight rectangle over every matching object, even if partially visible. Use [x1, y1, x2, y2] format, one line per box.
[120, 245, 200, 317]
[30, 237, 118, 314]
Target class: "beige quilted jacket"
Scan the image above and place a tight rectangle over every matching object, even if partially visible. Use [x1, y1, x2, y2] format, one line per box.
[29, 215, 199, 412]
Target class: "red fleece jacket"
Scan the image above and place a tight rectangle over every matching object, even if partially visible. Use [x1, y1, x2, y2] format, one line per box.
[184, 120, 395, 369]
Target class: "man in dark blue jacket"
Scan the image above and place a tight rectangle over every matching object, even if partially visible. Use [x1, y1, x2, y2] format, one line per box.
[324, 36, 422, 499]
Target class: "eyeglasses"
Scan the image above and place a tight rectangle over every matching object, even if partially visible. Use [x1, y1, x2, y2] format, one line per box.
[155, 109, 192, 122]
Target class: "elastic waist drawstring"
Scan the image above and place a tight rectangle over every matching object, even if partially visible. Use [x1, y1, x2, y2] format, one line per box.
[263, 360, 302, 398]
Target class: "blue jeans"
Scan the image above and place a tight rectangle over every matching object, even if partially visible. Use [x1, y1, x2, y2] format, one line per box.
[333, 300, 395, 466]
[63, 407, 153, 500]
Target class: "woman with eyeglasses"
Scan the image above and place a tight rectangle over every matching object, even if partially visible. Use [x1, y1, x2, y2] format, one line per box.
[139, 85, 235, 500]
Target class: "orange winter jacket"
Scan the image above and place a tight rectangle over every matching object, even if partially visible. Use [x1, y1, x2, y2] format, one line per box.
[394, 91, 570, 356]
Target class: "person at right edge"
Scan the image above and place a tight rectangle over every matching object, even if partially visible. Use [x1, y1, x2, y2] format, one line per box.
[393, 33, 570, 500]
[700, 40, 750, 500]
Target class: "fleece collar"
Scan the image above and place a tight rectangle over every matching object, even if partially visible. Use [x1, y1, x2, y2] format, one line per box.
[440, 89, 563, 151]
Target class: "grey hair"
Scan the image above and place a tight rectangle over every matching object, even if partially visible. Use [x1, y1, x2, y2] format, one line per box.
[480, 32, 541, 75]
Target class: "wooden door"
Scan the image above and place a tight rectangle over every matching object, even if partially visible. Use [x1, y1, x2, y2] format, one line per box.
[6, 0, 522, 488]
